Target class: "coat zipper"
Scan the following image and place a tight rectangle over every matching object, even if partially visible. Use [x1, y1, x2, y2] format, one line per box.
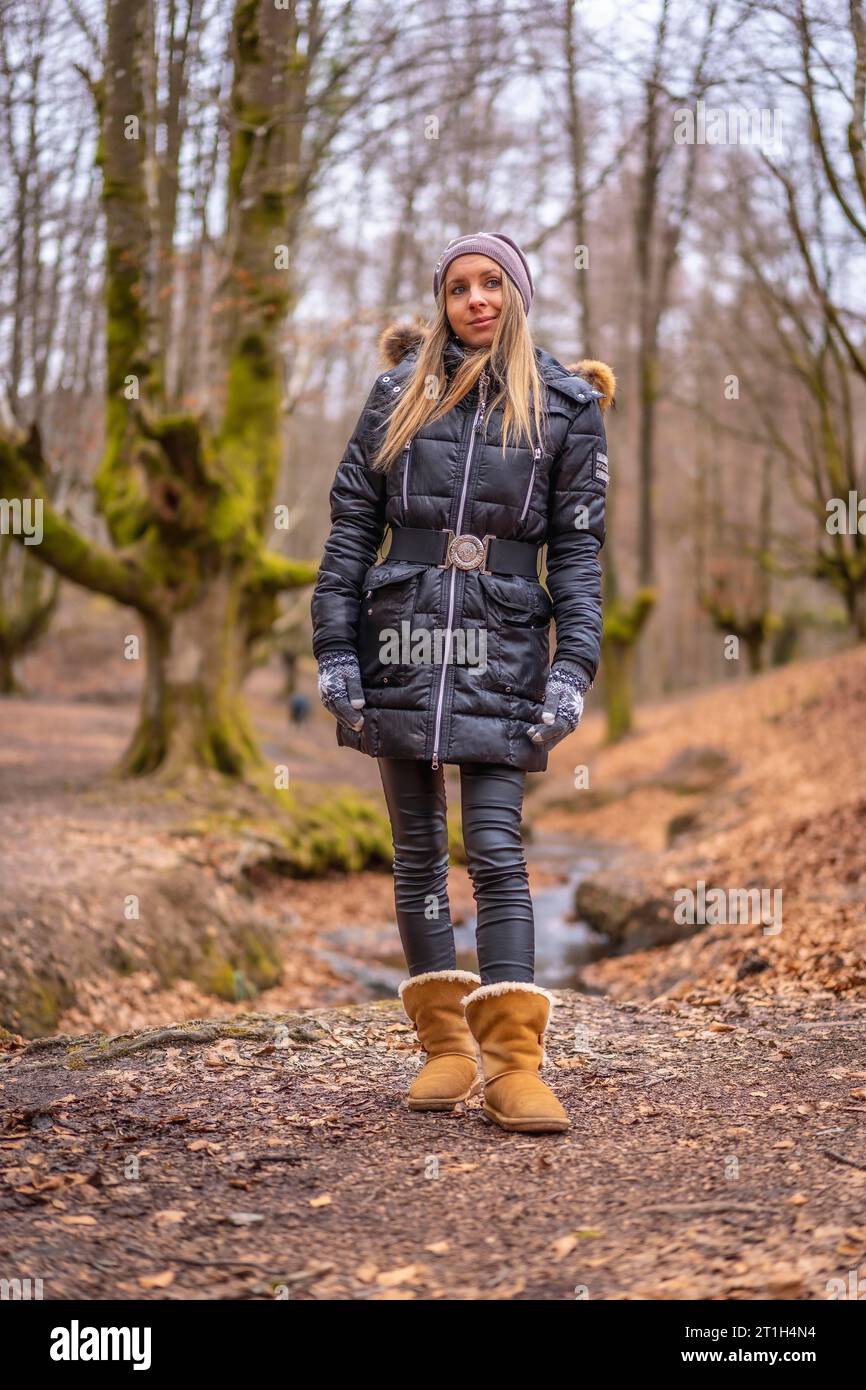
[519, 446, 542, 522]
[431, 369, 489, 770]
[401, 438, 413, 515]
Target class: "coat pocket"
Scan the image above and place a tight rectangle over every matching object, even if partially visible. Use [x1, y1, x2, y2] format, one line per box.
[337, 717, 364, 750]
[358, 560, 428, 685]
[478, 572, 553, 701]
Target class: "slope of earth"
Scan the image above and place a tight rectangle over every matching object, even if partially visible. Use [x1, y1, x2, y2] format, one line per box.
[531, 644, 866, 1004]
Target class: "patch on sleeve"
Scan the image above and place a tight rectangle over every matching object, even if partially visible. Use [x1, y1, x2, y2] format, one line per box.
[593, 446, 610, 485]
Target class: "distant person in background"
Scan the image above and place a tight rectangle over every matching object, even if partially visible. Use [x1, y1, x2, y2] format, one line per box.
[281, 648, 298, 697]
[289, 691, 310, 724]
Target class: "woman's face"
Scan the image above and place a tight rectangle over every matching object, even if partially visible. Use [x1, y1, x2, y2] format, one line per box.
[444, 254, 503, 349]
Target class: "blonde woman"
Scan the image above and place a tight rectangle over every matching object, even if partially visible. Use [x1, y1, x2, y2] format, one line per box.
[311, 233, 614, 1133]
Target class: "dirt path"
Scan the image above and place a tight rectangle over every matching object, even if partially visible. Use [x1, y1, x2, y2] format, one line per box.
[2, 992, 865, 1300]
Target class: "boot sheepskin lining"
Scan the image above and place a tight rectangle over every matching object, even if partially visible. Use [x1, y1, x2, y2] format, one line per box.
[398, 968, 482, 1000]
[460, 980, 557, 1009]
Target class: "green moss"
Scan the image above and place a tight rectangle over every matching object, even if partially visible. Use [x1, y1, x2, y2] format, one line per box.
[667, 810, 699, 844]
[603, 588, 656, 646]
[212, 332, 284, 546]
[447, 815, 467, 865]
[241, 930, 282, 991]
[602, 588, 657, 742]
[13, 976, 75, 1039]
[184, 786, 394, 879]
[198, 950, 237, 1002]
[260, 189, 286, 222]
[107, 942, 139, 977]
[193, 931, 281, 1002]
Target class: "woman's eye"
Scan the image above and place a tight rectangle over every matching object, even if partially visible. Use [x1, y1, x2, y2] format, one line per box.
[450, 279, 500, 294]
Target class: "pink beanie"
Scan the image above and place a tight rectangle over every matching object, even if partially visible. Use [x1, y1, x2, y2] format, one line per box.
[433, 232, 534, 314]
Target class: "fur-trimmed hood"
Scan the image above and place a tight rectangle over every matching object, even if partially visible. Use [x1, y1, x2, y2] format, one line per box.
[377, 318, 616, 412]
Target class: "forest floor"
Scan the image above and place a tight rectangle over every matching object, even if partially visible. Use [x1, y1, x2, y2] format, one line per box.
[1, 594, 864, 1298]
[2, 991, 865, 1300]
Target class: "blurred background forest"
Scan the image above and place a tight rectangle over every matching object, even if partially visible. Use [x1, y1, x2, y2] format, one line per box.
[2, 0, 865, 732]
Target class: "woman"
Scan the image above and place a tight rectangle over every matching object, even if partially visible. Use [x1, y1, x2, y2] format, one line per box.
[311, 232, 614, 1134]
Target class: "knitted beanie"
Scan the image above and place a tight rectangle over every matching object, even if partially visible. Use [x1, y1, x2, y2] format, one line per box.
[432, 232, 534, 314]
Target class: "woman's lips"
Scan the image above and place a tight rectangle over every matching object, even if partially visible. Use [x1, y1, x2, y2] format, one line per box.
[470, 316, 496, 326]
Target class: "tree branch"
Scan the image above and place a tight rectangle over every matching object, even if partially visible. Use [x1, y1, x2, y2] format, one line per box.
[247, 550, 319, 596]
[0, 435, 161, 614]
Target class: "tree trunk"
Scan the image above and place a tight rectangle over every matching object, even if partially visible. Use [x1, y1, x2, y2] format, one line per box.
[0, 0, 347, 785]
[843, 583, 866, 640]
[119, 570, 261, 780]
[601, 586, 656, 742]
[603, 639, 635, 743]
[0, 648, 23, 695]
[744, 633, 765, 674]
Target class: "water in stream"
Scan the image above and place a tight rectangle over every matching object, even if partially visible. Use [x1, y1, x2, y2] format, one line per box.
[320, 832, 616, 996]
[450, 833, 614, 989]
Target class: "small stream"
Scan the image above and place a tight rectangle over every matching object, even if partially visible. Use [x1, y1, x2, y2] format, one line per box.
[450, 833, 616, 988]
[319, 832, 618, 996]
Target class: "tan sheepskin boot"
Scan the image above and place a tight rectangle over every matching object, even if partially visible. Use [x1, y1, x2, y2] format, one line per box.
[462, 981, 570, 1134]
[398, 969, 482, 1111]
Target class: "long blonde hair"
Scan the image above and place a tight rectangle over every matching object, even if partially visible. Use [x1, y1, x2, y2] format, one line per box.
[370, 273, 549, 473]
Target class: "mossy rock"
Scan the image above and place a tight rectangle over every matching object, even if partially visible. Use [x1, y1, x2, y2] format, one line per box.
[187, 926, 284, 1003]
[12, 975, 76, 1038]
[574, 871, 697, 952]
[241, 929, 283, 991]
[651, 746, 737, 795]
[210, 787, 395, 878]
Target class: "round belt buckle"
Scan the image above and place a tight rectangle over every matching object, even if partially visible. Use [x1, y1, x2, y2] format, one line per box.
[448, 533, 485, 569]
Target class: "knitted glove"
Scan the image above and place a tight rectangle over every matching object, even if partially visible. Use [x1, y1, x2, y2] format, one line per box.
[316, 649, 366, 732]
[526, 660, 592, 750]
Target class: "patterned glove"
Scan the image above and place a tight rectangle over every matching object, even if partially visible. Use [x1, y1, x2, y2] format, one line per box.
[526, 660, 592, 750]
[316, 649, 366, 732]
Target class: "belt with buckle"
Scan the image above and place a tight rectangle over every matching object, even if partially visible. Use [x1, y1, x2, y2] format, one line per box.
[386, 525, 540, 577]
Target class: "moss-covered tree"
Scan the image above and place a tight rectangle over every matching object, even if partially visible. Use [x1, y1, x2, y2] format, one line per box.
[597, 418, 655, 741]
[0, 0, 317, 779]
[601, 568, 656, 742]
[699, 452, 780, 674]
[0, 426, 60, 693]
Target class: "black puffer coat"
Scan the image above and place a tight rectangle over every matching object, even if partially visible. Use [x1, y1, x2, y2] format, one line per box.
[311, 323, 613, 773]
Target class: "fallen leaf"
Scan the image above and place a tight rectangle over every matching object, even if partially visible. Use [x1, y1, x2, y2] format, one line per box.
[153, 1209, 187, 1226]
[138, 1270, 175, 1289]
[377, 1264, 420, 1287]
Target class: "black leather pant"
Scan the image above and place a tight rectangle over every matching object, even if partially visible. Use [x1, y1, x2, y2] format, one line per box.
[376, 757, 534, 984]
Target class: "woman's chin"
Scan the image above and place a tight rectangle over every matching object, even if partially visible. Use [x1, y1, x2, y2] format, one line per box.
[463, 331, 497, 350]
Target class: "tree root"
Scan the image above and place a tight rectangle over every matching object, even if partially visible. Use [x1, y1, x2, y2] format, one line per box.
[8, 1013, 328, 1068]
